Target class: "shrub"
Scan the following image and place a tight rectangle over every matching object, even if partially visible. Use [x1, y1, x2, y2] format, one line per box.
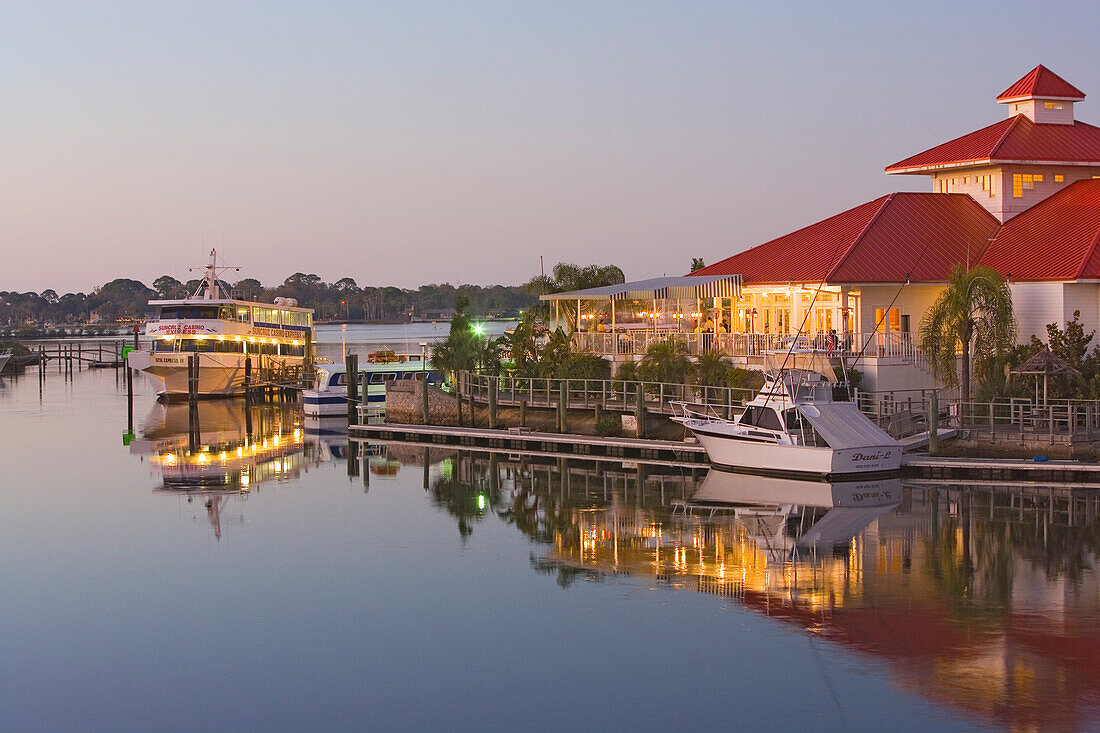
[595, 414, 622, 437]
[558, 353, 611, 380]
[637, 340, 689, 383]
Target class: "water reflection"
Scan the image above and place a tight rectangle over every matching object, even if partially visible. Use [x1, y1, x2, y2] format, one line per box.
[416, 447, 1100, 729]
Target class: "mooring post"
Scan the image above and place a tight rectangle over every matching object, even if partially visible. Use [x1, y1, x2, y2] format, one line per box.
[346, 353, 359, 425]
[488, 378, 498, 430]
[928, 391, 939, 456]
[347, 436, 359, 478]
[635, 383, 646, 439]
[421, 374, 430, 425]
[519, 399, 527, 428]
[558, 381, 568, 433]
[126, 362, 134, 433]
[187, 354, 198, 406]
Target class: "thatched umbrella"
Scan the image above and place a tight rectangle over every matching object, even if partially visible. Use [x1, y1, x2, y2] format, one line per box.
[1011, 347, 1080, 405]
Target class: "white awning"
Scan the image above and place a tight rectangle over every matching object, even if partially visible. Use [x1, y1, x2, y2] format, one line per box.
[539, 274, 742, 301]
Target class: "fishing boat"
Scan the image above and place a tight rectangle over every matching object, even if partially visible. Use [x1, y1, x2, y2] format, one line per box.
[673, 351, 901, 479]
[302, 350, 443, 416]
[127, 250, 315, 399]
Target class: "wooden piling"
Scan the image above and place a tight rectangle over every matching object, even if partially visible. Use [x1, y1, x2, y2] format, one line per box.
[635, 383, 646, 439]
[126, 363, 133, 433]
[519, 399, 527, 428]
[187, 354, 198, 405]
[488, 378, 498, 430]
[346, 354, 359, 425]
[421, 374, 430, 425]
[558, 381, 568, 433]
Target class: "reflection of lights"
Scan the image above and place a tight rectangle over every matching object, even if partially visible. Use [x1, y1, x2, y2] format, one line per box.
[273, 435, 280, 447]
[237, 446, 244, 458]
[477, 494, 486, 510]
[196, 453, 208, 464]
[293, 429, 300, 440]
[164, 452, 176, 464]
[219, 451, 227, 461]
[240, 473, 250, 487]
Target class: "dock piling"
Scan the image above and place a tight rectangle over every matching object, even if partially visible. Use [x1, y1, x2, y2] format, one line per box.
[346, 354, 359, 425]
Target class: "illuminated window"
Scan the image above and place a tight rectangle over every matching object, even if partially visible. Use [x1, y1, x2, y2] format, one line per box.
[1013, 174, 1042, 197]
[1055, 174, 1065, 183]
[1045, 102, 1064, 110]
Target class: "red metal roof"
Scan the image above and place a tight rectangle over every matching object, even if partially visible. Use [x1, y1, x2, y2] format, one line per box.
[979, 179, 1100, 280]
[885, 115, 1100, 173]
[997, 64, 1085, 102]
[690, 193, 999, 284]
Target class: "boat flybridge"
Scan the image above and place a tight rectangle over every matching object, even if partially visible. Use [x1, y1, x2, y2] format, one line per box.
[673, 350, 901, 479]
[127, 250, 315, 399]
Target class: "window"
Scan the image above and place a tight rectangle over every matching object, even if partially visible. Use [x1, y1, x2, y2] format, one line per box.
[1055, 174, 1065, 183]
[1045, 102, 1064, 110]
[1013, 174, 1042, 197]
[740, 406, 783, 432]
[874, 307, 900, 333]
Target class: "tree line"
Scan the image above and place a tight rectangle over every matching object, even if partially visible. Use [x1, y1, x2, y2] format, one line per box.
[0, 273, 541, 327]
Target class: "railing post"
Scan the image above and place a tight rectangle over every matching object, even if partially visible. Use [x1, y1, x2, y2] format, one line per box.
[558, 380, 568, 433]
[635, 383, 646, 439]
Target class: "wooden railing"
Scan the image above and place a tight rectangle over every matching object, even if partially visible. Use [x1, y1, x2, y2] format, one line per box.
[456, 371, 761, 416]
[570, 330, 927, 367]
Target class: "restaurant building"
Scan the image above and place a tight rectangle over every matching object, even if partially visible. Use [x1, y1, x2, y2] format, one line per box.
[545, 66, 1100, 392]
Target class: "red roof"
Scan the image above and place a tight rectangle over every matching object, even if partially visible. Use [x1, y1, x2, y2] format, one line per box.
[997, 64, 1085, 102]
[979, 179, 1100, 280]
[690, 193, 999, 284]
[885, 115, 1100, 173]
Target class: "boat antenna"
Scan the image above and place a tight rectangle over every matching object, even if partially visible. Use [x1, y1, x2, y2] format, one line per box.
[188, 249, 241, 300]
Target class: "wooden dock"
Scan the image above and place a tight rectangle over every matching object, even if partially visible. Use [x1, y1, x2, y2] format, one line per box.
[352, 421, 1100, 483]
[350, 423, 708, 468]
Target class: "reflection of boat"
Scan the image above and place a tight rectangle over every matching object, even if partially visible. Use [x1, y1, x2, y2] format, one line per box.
[684, 469, 901, 556]
[129, 400, 305, 490]
[126, 250, 315, 398]
[0, 349, 10, 374]
[302, 356, 443, 416]
[674, 351, 901, 478]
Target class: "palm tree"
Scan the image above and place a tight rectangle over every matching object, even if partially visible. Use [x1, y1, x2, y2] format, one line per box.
[919, 265, 1016, 405]
[525, 262, 625, 331]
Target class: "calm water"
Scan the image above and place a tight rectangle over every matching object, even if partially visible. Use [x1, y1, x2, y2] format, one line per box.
[2, 347, 1099, 730]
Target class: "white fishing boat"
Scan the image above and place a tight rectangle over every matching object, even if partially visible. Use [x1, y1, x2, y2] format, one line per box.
[673, 351, 901, 479]
[302, 351, 443, 416]
[127, 250, 314, 399]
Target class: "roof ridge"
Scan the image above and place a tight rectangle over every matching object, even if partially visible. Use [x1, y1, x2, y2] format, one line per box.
[989, 113, 1024, 157]
[825, 194, 893, 281]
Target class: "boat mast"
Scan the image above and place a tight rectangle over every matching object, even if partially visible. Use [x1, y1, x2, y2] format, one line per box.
[188, 249, 240, 300]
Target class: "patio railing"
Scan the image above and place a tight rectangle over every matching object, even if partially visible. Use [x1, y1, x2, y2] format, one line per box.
[571, 330, 925, 366]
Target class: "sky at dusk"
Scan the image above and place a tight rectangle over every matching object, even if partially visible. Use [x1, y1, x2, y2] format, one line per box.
[3, 0, 1100, 294]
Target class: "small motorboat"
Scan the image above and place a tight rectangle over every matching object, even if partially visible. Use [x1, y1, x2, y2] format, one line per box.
[674, 351, 901, 479]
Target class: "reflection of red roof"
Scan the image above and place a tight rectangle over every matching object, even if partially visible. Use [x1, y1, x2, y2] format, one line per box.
[689, 193, 999, 284]
[979, 179, 1100, 280]
[886, 116, 1100, 173]
[997, 65, 1085, 102]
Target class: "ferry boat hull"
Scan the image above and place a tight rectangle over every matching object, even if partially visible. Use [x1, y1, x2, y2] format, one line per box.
[128, 351, 299, 398]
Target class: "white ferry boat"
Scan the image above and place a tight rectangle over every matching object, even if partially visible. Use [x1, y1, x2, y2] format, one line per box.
[127, 250, 314, 399]
[674, 351, 901, 479]
[302, 351, 443, 416]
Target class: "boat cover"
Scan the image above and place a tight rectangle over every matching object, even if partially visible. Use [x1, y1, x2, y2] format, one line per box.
[797, 402, 897, 449]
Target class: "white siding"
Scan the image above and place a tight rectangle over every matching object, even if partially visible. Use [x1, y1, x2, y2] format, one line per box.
[1062, 282, 1100, 337]
[1011, 281, 1064, 342]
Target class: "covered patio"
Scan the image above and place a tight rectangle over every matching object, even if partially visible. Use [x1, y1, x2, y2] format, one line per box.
[538, 274, 916, 362]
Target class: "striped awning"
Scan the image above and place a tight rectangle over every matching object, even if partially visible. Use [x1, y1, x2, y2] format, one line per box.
[540, 274, 742, 302]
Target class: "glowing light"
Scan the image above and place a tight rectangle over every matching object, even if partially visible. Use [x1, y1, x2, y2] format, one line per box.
[196, 453, 208, 464]
[234, 336, 242, 342]
[273, 435, 280, 447]
[217, 335, 225, 341]
[160, 335, 174, 341]
[240, 474, 250, 487]
[472, 323, 485, 335]
[237, 446, 244, 457]
[293, 429, 301, 440]
[163, 453, 176, 464]
[477, 494, 486, 510]
[219, 451, 227, 461]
